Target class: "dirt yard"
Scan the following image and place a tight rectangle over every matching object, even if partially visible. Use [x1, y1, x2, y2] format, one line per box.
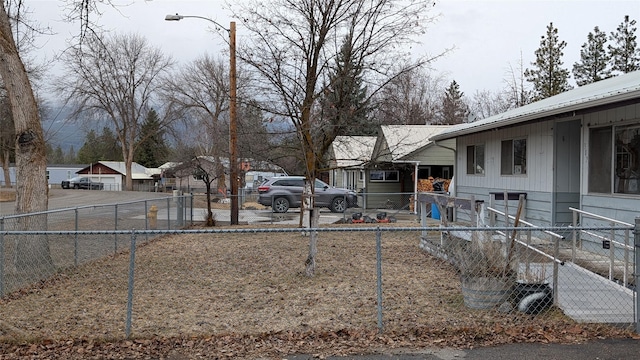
[0, 223, 635, 359]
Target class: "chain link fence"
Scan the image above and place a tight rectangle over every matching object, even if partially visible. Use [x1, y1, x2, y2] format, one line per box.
[0, 192, 638, 342]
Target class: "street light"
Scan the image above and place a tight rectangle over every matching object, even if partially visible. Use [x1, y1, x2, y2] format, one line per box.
[165, 13, 239, 225]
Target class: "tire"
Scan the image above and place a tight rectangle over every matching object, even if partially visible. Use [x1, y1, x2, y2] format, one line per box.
[330, 197, 347, 213]
[272, 197, 290, 213]
[73, 184, 79, 189]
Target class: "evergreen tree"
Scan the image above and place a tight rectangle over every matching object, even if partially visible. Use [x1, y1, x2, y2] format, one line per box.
[65, 145, 77, 164]
[49, 145, 65, 164]
[438, 80, 468, 125]
[572, 26, 612, 86]
[76, 127, 121, 163]
[319, 38, 370, 135]
[135, 109, 169, 168]
[608, 15, 640, 74]
[98, 127, 122, 161]
[525, 22, 572, 100]
[76, 130, 101, 164]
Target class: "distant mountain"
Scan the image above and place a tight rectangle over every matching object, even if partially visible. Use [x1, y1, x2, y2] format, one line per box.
[41, 105, 93, 153]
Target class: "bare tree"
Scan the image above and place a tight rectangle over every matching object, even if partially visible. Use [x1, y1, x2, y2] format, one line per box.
[234, 0, 439, 276]
[467, 89, 511, 121]
[503, 51, 533, 108]
[0, 2, 52, 274]
[58, 32, 174, 190]
[371, 68, 445, 126]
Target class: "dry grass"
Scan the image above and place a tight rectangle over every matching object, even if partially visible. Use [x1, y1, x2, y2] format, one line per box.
[0, 223, 634, 359]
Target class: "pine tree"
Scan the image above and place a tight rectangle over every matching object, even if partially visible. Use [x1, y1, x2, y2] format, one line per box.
[608, 15, 640, 74]
[99, 127, 122, 161]
[439, 80, 468, 125]
[525, 22, 572, 100]
[76, 127, 121, 163]
[320, 38, 370, 135]
[76, 130, 101, 164]
[135, 109, 169, 168]
[65, 145, 76, 164]
[572, 26, 612, 86]
[50, 145, 65, 164]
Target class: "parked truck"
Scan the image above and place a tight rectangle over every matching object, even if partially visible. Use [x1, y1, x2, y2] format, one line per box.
[61, 177, 104, 190]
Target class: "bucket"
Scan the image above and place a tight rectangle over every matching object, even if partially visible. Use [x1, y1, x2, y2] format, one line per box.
[431, 203, 440, 219]
[461, 277, 513, 309]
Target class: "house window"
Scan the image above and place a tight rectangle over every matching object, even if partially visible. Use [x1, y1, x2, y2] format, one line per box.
[588, 126, 612, 193]
[589, 124, 640, 195]
[614, 124, 640, 194]
[501, 138, 527, 175]
[466, 145, 485, 175]
[369, 170, 399, 182]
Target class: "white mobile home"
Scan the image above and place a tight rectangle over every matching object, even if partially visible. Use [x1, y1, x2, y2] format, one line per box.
[431, 71, 640, 226]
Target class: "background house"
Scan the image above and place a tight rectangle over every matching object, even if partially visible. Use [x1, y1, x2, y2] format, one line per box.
[431, 71, 640, 226]
[327, 136, 376, 191]
[324, 126, 455, 210]
[1, 165, 86, 188]
[161, 157, 286, 195]
[364, 125, 455, 209]
[78, 161, 156, 191]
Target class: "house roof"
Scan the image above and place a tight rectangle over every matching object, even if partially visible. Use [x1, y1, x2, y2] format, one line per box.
[431, 70, 640, 141]
[331, 136, 377, 168]
[377, 125, 454, 161]
[98, 161, 155, 180]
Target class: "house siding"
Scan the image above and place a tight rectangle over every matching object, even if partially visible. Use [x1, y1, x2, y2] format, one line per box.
[404, 139, 456, 165]
[454, 185, 552, 226]
[456, 121, 554, 194]
[581, 194, 639, 225]
[362, 178, 405, 209]
[580, 102, 640, 225]
[454, 102, 640, 227]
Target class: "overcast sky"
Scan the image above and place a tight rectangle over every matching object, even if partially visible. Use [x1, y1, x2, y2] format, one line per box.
[28, 0, 640, 98]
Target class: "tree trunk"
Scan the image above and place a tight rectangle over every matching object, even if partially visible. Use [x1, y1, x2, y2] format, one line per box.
[305, 208, 320, 277]
[204, 179, 215, 226]
[0, 3, 53, 274]
[124, 157, 133, 191]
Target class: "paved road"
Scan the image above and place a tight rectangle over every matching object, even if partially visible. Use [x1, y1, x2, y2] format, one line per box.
[289, 338, 640, 359]
[0, 188, 174, 216]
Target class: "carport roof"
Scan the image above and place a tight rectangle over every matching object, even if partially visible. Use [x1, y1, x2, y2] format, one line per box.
[378, 125, 453, 161]
[431, 70, 640, 141]
[331, 136, 377, 168]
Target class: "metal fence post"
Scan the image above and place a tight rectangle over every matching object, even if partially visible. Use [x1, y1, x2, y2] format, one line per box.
[126, 230, 137, 338]
[114, 204, 119, 254]
[571, 210, 578, 262]
[376, 227, 383, 333]
[74, 208, 79, 267]
[553, 235, 560, 305]
[609, 222, 615, 281]
[190, 193, 194, 225]
[0, 218, 4, 297]
[634, 217, 640, 334]
[144, 201, 149, 242]
[166, 197, 171, 230]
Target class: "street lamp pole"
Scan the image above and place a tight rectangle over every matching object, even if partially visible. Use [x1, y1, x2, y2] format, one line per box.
[165, 14, 239, 225]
